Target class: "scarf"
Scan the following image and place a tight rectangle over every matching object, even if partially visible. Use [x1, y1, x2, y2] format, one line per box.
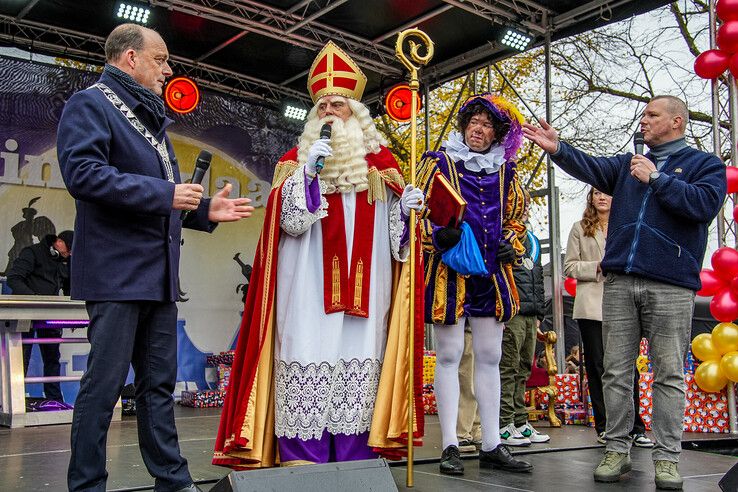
[104, 64, 166, 123]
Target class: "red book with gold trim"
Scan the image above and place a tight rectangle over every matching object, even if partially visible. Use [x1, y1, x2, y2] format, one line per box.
[426, 172, 466, 228]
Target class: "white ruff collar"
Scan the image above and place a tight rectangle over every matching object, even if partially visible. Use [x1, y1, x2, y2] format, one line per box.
[443, 131, 506, 174]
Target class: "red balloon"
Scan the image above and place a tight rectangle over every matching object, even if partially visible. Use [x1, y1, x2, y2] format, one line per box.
[718, 0, 738, 21]
[698, 269, 729, 297]
[564, 277, 577, 297]
[727, 166, 738, 194]
[734, 204, 738, 223]
[695, 49, 731, 79]
[712, 247, 738, 281]
[731, 276, 738, 296]
[718, 21, 738, 53]
[711, 288, 738, 322]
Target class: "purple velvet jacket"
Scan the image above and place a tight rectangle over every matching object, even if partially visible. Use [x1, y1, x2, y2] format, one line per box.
[417, 150, 527, 324]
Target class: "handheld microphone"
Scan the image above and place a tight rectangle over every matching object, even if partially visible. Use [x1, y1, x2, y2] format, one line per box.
[634, 131, 645, 156]
[181, 150, 212, 220]
[315, 123, 332, 174]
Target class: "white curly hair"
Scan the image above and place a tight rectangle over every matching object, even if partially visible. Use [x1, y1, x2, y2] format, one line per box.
[297, 96, 387, 194]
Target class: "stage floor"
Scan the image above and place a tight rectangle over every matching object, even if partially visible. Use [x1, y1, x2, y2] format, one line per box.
[0, 407, 735, 491]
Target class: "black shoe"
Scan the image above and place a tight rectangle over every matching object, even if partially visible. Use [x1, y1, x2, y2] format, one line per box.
[479, 444, 533, 473]
[440, 445, 464, 475]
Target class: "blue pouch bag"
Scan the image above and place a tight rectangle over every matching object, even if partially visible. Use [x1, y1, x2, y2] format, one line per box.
[441, 222, 489, 276]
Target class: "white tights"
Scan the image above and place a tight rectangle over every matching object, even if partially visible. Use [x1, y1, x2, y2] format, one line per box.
[433, 317, 504, 452]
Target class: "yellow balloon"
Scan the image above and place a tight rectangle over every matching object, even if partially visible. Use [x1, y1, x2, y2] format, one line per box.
[720, 351, 738, 383]
[695, 360, 729, 393]
[691, 333, 721, 362]
[712, 322, 738, 355]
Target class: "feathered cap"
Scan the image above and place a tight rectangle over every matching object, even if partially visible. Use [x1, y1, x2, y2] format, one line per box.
[459, 92, 525, 161]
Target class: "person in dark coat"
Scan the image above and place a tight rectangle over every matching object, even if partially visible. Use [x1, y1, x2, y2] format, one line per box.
[57, 24, 253, 492]
[524, 95, 725, 490]
[7, 231, 74, 402]
[499, 195, 549, 446]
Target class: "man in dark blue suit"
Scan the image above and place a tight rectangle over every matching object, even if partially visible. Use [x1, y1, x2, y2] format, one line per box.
[57, 23, 254, 492]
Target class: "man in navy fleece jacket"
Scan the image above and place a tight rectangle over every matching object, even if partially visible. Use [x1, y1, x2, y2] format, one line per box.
[523, 96, 725, 491]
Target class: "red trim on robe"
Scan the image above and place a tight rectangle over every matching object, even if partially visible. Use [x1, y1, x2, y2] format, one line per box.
[213, 146, 424, 467]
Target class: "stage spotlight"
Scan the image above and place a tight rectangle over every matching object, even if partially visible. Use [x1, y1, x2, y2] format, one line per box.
[501, 28, 532, 51]
[384, 82, 422, 122]
[284, 105, 308, 121]
[116, 2, 150, 25]
[164, 77, 201, 115]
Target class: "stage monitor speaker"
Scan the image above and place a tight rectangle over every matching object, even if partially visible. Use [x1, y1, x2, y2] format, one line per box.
[210, 458, 398, 492]
[719, 460, 738, 491]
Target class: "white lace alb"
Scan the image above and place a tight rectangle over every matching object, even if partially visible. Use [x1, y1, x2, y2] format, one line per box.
[274, 357, 381, 440]
[280, 167, 328, 236]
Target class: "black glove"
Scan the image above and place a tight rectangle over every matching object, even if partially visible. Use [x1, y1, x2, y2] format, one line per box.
[435, 225, 462, 250]
[497, 241, 516, 264]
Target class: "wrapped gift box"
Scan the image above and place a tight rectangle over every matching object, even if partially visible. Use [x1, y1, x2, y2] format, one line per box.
[586, 393, 596, 427]
[527, 374, 581, 410]
[422, 383, 437, 415]
[555, 374, 580, 404]
[554, 374, 580, 405]
[638, 372, 654, 430]
[558, 402, 588, 425]
[217, 364, 232, 393]
[639, 338, 649, 357]
[682, 374, 730, 433]
[638, 338, 653, 373]
[423, 350, 436, 386]
[684, 349, 695, 374]
[528, 369, 729, 432]
[179, 390, 225, 408]
[206, 350, 235, 367]
[638, 372, 731, 433]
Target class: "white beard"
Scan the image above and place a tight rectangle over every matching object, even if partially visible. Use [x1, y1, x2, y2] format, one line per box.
[297, 115, 369, 194]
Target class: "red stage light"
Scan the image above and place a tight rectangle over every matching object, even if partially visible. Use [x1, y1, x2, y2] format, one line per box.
[384, 83, 422, 122]
[165, 76, 200, 114]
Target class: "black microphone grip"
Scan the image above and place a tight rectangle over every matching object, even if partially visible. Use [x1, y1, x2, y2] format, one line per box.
[634, 131, 645, 156]
[181, 150, 212, 220]
[314, 123, 332, 174]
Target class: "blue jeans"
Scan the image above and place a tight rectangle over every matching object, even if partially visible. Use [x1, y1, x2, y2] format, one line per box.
[602, 273, 694, 462]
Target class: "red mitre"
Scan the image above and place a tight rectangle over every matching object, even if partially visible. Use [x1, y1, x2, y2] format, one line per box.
[307, 41, 367, 103]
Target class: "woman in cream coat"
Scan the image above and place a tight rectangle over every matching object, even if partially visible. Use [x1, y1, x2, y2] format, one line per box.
[564, 188, 652, 447]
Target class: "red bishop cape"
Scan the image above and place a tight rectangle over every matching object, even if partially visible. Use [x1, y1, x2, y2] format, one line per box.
[213, 145, 425, 468]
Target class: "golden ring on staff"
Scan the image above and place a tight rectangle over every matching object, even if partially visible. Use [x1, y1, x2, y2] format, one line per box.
[394, 28, 434, 489]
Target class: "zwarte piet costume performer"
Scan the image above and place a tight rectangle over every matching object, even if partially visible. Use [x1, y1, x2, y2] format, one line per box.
[214, 41, 425, 468]
[417, 93, 533, 475]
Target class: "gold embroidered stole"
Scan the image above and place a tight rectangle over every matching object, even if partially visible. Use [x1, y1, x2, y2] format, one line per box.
[321, 190, 375, 317]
